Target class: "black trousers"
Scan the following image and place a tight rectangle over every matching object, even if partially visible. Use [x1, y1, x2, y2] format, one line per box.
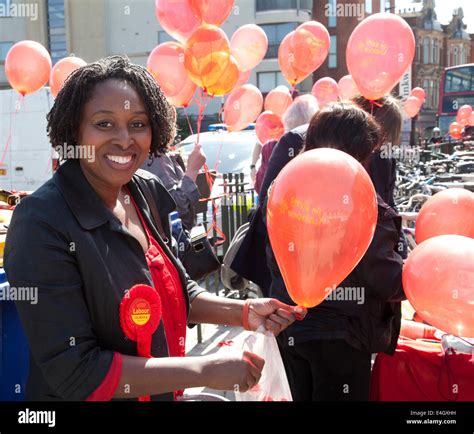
[277, 338, 372, 401]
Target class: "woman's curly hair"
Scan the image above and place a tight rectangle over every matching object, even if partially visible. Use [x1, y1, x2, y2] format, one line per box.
[47, 55, 175, 158]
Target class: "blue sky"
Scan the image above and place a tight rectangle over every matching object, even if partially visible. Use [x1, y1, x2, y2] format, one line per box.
[396, 0, 474, 32]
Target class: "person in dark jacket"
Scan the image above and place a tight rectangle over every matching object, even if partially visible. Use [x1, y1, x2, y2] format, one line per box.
[353, 95, 407, 258]
[264, 102, 406, 401]
[3, 56, 305, 401]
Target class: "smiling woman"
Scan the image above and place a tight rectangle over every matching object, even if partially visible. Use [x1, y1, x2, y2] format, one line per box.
[4, 55, 305, 401]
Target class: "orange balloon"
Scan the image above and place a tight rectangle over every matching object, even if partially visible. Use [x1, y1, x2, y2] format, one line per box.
[449, 122, 462, 139]
[230, 24, 268, 72]
[346, 13, 415, 100]
[49, 56, 87, 98]
[338, 75, 358, 100]
[311, 77, 339, 107]
[155, 0, 200, 44]
[410, 87, 425, 103]
[468, 112, 474, 126]
[235, 68, 251, 88]
[267, 148, 377, 308]
[255, 111, 284, 144]
[5, 40, 52, 96]
[457, 104, 472, 126]
[415, 188, 474, 244]
[205, 55, 239, 96]
[264, 86, 292, 117]
[147, 42, 197, 107]
[189, 0, 234, 26]
[184, 24, 231, 92]
[224, 84, 263, 132]
[279, 22, 330, 86]
[402, 235, 474, 337]
[404, 96, 422, 118]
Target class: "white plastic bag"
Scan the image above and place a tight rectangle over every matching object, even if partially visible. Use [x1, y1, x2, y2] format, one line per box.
[234, 328, 292, 401]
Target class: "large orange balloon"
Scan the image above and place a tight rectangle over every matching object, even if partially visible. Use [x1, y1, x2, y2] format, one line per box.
[230, 24, 268, 72]
[155, 0, 200, 44]
[264, 86, 292, 117]
[457, 105, 472, 126]
[279, 22, 330, 86]
[403, 235, 474, 337]
[346, 13, 415, 100]
[205, 55, 239, 96]
[338, 75, 358, 100]
[311, 77, 339, 107]
[49, 56, 87, 98]
[267, 148, 377, 308]
[415, 188, 474, 244]
[189, 0, 234, 26]
[404, 96, 422, 118]
[184, 25, 231, 92]
[147, 42, 197, 107]
[5, 40, 52, 96]
[224, 84, 263, 132]
[255, 111, 284, 144]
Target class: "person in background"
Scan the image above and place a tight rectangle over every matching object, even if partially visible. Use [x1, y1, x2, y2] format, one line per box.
[430, 127, 443, 144]
[142, 107, 206, 230]
[352, 95, 407, 258]
[254, 95, 319, 196]
[265, 102, 405, 401]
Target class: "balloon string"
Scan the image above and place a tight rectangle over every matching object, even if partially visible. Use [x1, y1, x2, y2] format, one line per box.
[183, 107, 195, 136]
[1, 93, 24, 164]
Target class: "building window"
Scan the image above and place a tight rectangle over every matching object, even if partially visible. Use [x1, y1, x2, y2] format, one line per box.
[423, 37, 430, 64]
[328, 35, 337, 68]
[257, 71, 286, 93]
[47, 0, 67, 64]
[0, 41, 14, 61]
[261, 22, 298, 59]
[416, 41, 421, 63]
[423, 79, 437, 109]
[383, 0, 392, 12]
[453, 46, 459, 66]
[158, 31, 172, 44]
[432, 39, 439, 64]
[256, 0, 311, 12]
[327, 0, 337, 28]
[365, 0, 372, 14]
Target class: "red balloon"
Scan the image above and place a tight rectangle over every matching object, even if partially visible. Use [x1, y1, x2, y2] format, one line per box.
[279, 22, 330, 86]
[230, 24, 268, 72]
[255, 111, 284, 144]
[338, 75, 358, 100]
[346, 13, 415, 100]
[403, 235, 474, 337]
[311, 77, 339, 107]
[5, 40, 52, 96]
[449, 122, 462, 139]
[147, 41, 197, 107]
[189, 0, 234, 26]
[267, 148, 377, 308]
[224, 84, 263, 132]
[264, 86, 292, 117]
[49, 56, 86, 98]
[155, 0, 200, 44]
[184, 25, 231, 92]
[404, 96, 422, 118]
[415, 188, 474, 244]
[410, 87, 425, 103]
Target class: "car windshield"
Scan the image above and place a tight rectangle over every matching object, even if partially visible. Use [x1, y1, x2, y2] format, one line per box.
[179, 131, 256, 175]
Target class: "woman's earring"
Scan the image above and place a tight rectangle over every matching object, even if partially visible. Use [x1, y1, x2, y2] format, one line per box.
[147, 153, 154, 167]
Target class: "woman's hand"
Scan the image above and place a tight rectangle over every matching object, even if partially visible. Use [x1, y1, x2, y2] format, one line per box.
[201, 351, 265, 392]
[184, 144, 206, 181]
[246, 298, 307, 336]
